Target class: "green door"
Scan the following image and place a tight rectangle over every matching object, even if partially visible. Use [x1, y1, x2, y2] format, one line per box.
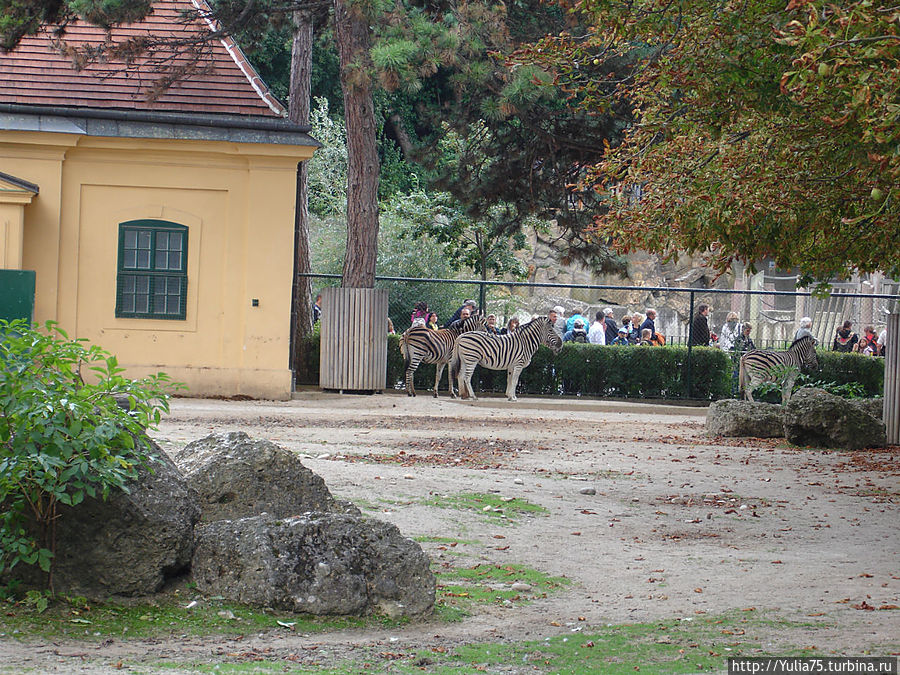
[0, 269, 36, 323]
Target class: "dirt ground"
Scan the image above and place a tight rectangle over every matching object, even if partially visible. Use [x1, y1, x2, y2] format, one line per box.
[2, 391, 899, 673]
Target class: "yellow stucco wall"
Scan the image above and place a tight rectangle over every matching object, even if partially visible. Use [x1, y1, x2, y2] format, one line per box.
[0, 130, 314, 400]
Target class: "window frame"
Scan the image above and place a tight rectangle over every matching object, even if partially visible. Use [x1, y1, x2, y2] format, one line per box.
[115, 219, 188, 320]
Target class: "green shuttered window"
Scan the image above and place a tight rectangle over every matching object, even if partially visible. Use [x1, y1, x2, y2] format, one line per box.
[116, 220, 187, 320]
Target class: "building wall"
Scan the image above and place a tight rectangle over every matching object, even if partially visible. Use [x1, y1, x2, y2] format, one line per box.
[0, 130, 313, 399]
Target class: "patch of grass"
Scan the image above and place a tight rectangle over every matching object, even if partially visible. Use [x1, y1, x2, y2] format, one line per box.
[411, 612, 830, 674]
[418, 492, 547, 524]
[433, 563, 569, 617]
[0, 592, 391, 643]
[152, 662, 360, 674]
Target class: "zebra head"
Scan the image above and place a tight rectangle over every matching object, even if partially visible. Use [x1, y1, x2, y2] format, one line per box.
[790, 335, 819, 370]
[541, 316, 563, 354]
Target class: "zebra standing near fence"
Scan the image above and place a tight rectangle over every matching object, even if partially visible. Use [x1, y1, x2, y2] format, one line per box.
[739, 335, 819, 405]
[450, 316, 563, 402]
[399, 314, 485, 397]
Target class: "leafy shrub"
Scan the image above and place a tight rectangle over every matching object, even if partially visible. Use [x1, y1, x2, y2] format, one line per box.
[301, 337, 884, 401]
[813, 351, 883, 397]
[0, 320, 176, 591]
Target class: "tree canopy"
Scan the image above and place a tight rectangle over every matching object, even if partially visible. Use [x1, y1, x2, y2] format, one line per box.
[517, 0, 899, 284]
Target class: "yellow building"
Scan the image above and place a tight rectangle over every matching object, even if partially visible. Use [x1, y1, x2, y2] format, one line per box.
[0, 1, 317, 399]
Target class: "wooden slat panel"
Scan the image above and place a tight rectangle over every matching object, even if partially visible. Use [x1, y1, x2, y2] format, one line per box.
[319, 287, 388, 391]
[885, 314, 899, 445]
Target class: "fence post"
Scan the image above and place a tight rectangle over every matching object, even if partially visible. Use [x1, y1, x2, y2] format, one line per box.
[479, 280, 486, 316]
[885, 313, 899, 445]
[685, 291, 695, 399]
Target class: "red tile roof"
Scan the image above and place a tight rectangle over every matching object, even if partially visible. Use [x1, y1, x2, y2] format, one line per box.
[0, 0, 286, 118]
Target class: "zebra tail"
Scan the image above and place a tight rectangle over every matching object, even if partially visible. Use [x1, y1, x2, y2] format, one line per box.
[399, 333, 411, 368]
[738, 354, 746, 396]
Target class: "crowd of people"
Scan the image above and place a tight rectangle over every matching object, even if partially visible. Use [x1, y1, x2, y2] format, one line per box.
[831, 320, 887, 356]
[313, 293, 889, 357]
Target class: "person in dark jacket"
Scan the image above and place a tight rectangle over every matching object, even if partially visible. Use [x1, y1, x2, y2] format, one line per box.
[443, 299, 477, 328]
[689, 304, 711, 347]
[832, 320, 859, 352]
[603, 307, 619, 344]
[639, 308, 657, 341]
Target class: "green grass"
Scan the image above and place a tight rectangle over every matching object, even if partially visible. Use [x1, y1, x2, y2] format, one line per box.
[417, 492, 548, 524]
[433, 563, 569, 620]
[405, 611, 831, 674]
[145, 612, 836, 674]
[0, 591, 389, 642]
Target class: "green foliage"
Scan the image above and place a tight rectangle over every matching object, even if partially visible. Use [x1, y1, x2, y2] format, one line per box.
[307, 97, 349, 218]
[396, 188, 530, 282]
[0, 320, 176, 589]
[532, 0, 900, 283]
[813, 351, 884, 397]
[310, 192, 480, 333]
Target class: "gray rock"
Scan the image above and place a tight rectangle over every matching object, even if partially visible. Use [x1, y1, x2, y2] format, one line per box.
[9, 440, 200, 597]
[191, 513, 435, 618]
[783, 388, 886, 450]
[850, 398, 884, 421]
[706, 399, 785, 438]
[173, 432, 358, 520]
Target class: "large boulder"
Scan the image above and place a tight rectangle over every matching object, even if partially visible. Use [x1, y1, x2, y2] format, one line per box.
[706, 399, 785, 438]
[783, 388, 887, 450]
[850, 397, 884, 421]
[191, 513, 435, 618]
[9, 440, 200, 598]
[173, 432, 358, 520]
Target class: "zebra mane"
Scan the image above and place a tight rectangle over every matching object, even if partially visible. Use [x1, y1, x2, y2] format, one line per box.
[789, 335, 816, 349]
[518, 316, 550, 332]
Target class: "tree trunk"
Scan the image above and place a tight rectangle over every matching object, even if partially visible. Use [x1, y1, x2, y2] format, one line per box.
[289, 10, 314, 379]
[334, 0, 380, 289]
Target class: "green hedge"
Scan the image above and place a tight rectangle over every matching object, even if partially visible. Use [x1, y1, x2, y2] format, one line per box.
[297, 335, 884, 400]
[807, 350, 884, 397]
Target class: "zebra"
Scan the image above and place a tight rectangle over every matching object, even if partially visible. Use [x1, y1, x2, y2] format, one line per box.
[450, 316, 563, 402]
[739, 335, 818, 405]
[398, 314, 486, 397]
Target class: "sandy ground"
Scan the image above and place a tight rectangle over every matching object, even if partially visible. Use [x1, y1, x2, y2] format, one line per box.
[2, 391, 899, 673]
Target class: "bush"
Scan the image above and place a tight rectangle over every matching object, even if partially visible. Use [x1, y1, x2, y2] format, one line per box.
[0, 321, 176, 590]
[300, 337, 885, 401]
[812, 351, 883, 397]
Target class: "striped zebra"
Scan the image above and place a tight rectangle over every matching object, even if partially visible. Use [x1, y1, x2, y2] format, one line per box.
[399, 314, 485, 397]
[450, 316, 563, 401]
[739, 335, 818, 405]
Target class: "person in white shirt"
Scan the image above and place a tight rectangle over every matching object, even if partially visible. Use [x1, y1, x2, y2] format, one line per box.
[588, 311, 607, 345]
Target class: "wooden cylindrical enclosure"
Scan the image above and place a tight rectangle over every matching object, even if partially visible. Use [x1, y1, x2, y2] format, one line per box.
[319, 287, 388, 392]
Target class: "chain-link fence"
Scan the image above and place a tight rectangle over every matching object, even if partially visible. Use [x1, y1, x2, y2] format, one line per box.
[304, 272, 900, 350]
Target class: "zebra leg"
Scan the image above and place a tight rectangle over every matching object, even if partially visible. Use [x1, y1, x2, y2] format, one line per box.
[744, 374, 756, 403]
[781, 372, 798, 406]
[506, 366, 523, 402]
[433, 362, 445, 399]
[462, 363, 478, 401]
[405, 355, 422, 397]
[449, 352, 461, 399]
